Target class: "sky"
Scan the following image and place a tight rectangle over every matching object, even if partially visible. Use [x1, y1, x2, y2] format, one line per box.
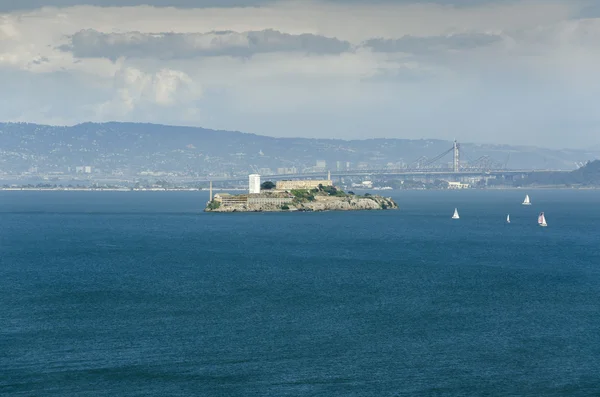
[1, 0, 599, 148]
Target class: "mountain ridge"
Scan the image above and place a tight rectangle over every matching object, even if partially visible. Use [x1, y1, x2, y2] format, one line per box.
[4, 120, 586, 151]
[0, 121, 598, 178]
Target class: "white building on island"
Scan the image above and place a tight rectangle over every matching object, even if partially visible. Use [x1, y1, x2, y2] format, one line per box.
[249, 174, 261, 194]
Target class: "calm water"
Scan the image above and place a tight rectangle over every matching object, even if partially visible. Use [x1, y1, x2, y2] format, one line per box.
[1, 190, 600, 396]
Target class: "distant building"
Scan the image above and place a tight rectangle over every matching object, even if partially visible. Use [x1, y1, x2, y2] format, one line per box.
[316, 160, 326, 168]
[258, 168, 273, 175]
[249, 174, 261, 194]
[447, 181, 470, 189]
[248, 194, 293, 206]
[276, 179, 333, 191]
[75, 166, 92, 174]
[214, 192, 293, 207]
[352, 180, 373, 188]
[277, 167, 297, 174]
[214, 193, 248, 205]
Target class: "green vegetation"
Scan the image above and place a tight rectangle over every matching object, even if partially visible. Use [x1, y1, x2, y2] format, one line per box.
[318, 184, 346, 197]
[289, 184, 352, 203]
[281, 204, 290, 210]
[261, 181, 276, 190]
[287, 183, 358, 204]
[291, 189, 316, 203]
[206, 200, 221, 210]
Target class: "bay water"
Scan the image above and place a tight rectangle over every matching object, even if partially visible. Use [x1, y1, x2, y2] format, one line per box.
[1, 190, 599, 396]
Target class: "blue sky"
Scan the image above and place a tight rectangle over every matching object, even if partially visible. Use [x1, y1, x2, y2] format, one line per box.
[0, 0, 598, 148]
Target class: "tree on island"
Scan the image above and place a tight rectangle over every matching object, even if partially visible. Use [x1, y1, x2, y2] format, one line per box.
[207, 200, 221, 210]
[317, 183, 344, 196]
[261, 181, 276, 190]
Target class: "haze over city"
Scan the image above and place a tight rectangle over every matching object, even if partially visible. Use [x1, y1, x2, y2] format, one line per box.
[1, 0, 599, 148]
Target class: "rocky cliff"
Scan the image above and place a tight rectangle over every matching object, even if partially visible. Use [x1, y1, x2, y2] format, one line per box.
[205, 195, 398, 212]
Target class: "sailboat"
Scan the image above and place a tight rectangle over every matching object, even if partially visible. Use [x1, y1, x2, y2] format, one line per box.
[538, 212, 547, 227]
[452, 208, 459, 219]
[522, 194, 531, 205]
[506, 214, 510, 223]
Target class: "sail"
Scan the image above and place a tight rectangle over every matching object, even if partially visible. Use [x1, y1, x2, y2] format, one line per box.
[452, 208, 459, 219]
[522, 194, 531, 205]
[507, 214, 510, 223]
[538, 212, 547, 226]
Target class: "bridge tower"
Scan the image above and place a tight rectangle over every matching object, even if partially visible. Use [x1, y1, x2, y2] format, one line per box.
[453, 140, 460, 173]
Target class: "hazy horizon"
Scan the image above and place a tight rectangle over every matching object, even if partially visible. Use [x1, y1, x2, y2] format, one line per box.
[1, 0, 599, 148]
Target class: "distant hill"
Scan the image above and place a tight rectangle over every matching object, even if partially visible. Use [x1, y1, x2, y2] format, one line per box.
[517, 160, 600, 187]
[0, 122, 597, 178]
[570, 160, 600, 184]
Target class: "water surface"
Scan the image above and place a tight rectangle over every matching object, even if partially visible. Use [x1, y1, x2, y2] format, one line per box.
[1, 190, 599, 396]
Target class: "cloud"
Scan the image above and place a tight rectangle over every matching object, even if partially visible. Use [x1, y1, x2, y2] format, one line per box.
[62, 29, 352, 60]
[364, 33, 503, 54]
[0, 0, 577, 45]
[0, 0, 270, 13]
[0, 0, 565, 13]
[94, 66, 200, 118]
[2, 0, 600, 148]
[62, 28, 505, 62]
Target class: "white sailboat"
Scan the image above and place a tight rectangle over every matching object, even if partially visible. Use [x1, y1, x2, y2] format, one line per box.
[452, 208, 459, 219]
[506, 214, 510, 223]
[522, 194, 531, 205]
[538, 212, 547, 227]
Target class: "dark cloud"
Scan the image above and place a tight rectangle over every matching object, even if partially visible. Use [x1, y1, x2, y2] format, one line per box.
[323, 0, 517, 6]
[364, 33, 503, 54]
[577, 2, 600, 18]
[32, 57, 50, 65]
[61, 29, 352, 60]
[0, 0, 270, 12]
[0, 0, 529, 12]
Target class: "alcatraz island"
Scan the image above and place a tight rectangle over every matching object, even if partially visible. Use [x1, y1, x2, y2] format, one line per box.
[205, 174, 398, 212]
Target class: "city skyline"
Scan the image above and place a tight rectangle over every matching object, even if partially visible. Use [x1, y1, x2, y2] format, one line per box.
[1, 0, 599, 148]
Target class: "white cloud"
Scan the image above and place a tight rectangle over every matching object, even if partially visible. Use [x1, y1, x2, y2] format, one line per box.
[93, 66, 200, 118]
[1, 0, 600, 147]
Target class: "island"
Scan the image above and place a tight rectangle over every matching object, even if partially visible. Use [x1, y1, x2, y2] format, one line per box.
[204, 177, 398, 212]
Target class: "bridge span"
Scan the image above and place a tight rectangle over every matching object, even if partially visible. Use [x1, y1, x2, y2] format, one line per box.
[203, 140, 570, 183]
[203, 169, 568, 183]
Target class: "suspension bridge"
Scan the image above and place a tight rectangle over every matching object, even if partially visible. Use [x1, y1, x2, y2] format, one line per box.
[207, 140, 568, 182]
[398, 140, 508, 173]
